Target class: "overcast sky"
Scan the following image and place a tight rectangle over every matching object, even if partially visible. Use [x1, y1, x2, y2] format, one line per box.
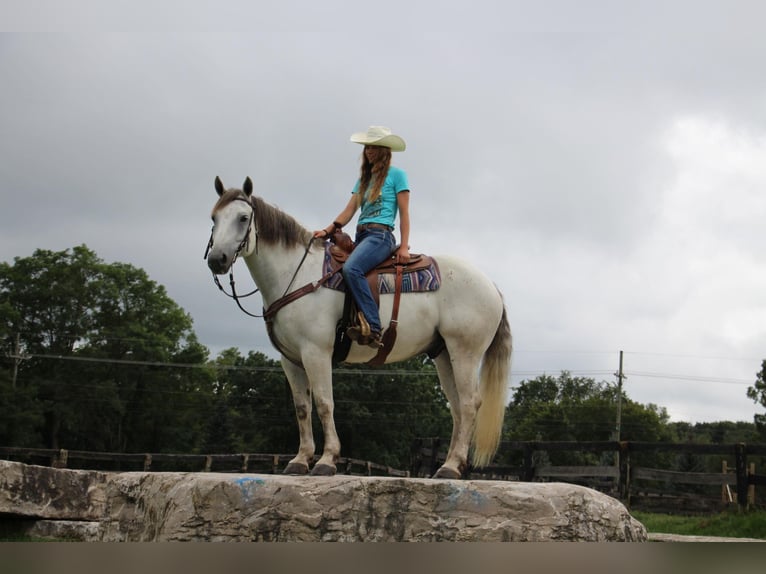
[2, 1, 766, 424]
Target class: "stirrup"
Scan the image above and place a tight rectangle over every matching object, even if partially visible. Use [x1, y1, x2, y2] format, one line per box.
[346, 312, 382, 347]
[365, 330, 384, 349]
[347, 328, 383, 348]
[356, 312, 371, 338]
[346, 311, 371, 341]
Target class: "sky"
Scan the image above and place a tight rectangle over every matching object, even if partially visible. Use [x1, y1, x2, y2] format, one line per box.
[2, 1, 766, 424]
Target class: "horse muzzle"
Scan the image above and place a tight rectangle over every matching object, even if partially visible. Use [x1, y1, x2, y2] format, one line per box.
[206, 250, 233, 275]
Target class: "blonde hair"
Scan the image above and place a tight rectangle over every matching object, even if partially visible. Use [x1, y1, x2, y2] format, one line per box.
[356, 146, 392, 206]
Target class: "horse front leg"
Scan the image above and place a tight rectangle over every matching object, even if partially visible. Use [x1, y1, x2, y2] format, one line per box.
[281, 357, 315, 475]
[303, 353, 340, 476]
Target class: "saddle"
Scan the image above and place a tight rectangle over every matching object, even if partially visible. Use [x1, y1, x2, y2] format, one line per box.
[328, 230, 437, 366]
[328, 231, 435, 305]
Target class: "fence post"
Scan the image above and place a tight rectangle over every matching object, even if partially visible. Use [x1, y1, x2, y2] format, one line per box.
[410, 439, 421, 476]
[241, 454, 249, 473]
[748, 462, 755, 506]
[735, 443, 748, 510]
[618, 441, 630, 504]
[430, 438, 441, 477]
[522, 443, 535, 481]
[52, 449, 68, 469]
[143, 453, 152, 472]
[204, 455, 213, 472]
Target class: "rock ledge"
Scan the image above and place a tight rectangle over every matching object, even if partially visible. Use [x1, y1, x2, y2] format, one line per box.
[0, 460, 646, 541]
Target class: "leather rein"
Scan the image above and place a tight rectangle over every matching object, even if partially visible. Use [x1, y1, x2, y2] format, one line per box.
[204, 195, 338, 321]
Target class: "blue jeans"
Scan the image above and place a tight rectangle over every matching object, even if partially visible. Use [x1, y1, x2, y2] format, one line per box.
[342, 228, 395, 333]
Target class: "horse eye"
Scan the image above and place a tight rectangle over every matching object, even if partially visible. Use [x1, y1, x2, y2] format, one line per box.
[240, 214, 249, 223]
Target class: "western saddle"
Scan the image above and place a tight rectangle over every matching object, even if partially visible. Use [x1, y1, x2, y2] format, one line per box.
[328, 230, 436, 365]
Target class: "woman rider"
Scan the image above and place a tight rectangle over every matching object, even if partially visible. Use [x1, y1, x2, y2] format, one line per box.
[314, 126, 411, 348]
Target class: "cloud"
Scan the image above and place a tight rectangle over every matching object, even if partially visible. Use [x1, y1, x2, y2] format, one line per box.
[2, 6, 766, 424]
[603, 115, 766, 420]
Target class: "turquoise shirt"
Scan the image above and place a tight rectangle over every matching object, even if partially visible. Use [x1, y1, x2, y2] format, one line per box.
[352, 166, 410, 229]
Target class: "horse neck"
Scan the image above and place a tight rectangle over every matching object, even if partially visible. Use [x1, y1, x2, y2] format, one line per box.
[242, 240, 323, 305]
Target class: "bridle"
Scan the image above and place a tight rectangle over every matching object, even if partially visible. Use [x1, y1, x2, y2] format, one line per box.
[204, 195, 262, 317]
[204, 194, 337, 320]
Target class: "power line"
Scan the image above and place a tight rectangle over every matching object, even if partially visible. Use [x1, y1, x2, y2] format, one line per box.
[628, 371, 753, 385]
[17, 352, 442, 377]
[6, 350, 758, 388]
[623, 350, 763, 362]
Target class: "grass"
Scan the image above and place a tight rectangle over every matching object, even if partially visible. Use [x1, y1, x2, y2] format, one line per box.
[632, 509, 766, 540]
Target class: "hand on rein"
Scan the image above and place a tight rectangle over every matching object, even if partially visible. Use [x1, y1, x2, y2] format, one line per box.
[313, 221, 344, 240]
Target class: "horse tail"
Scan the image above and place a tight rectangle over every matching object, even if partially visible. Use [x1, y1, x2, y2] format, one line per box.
[472, 300, 512, 468]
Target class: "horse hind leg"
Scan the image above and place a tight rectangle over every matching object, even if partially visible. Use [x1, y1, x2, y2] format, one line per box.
[281, 358, 315, 475]
[433, 350, 480, 479]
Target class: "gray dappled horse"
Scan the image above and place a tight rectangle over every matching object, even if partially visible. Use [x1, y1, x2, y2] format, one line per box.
[206, 177, 512, 478]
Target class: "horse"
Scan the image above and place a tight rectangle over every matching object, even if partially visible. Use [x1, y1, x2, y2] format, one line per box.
[205, 177, 512, 479]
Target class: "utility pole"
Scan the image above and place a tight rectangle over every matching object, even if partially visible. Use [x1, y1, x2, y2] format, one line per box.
[614, 350, 625, 441]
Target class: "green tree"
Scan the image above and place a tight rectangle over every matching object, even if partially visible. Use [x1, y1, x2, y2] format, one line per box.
[1, 246, 102, 448]
[747, 360, 766, 438]
[200, 351, 451, 470]
[0, 245, 212, 452]
[0, 311, 43, 444]
[205, 348, 293, 454]
[502, 371, 672, 466]
[504, 372, 613, 443]
[669, 420, 760, 445]
[331, 357, 452, 468]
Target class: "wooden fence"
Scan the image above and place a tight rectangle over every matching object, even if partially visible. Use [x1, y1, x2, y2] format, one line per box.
[0, 446, 409, 478]
[4, 442, 765, 513]
[411, 439, 766, 512]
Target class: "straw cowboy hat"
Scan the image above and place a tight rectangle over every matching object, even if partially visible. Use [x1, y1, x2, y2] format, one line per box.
[349, 126, 406, 151]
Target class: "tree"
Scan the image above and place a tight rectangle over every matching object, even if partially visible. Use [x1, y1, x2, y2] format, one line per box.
[502, 371, 673, 466]
[331, 357, 452, 468]
[747, 360, 766, 438]
[203, 351, 452, 470]
[205, 348, 294, 454]
[0, 245, 212, 452]
[504, 372, 613, 443]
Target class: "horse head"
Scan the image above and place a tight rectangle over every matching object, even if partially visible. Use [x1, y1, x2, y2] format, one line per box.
[206, 177, 256, 274]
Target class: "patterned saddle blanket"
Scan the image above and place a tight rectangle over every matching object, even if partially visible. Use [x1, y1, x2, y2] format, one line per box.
[322, 243, 441, 294]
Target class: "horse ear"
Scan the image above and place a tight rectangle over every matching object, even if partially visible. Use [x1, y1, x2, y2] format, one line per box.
[214, 176, 225, 196]
[243, 177, 253, 197]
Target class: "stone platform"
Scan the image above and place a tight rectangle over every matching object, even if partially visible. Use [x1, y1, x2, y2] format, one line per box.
[0, 460, 646, 541]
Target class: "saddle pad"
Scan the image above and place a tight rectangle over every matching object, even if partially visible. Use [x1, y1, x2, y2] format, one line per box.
[322, 245, 441, 293]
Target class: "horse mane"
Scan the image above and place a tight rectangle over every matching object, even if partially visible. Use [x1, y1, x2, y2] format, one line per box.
[252, 196, 314, 247]
[213, 190, 313, 248]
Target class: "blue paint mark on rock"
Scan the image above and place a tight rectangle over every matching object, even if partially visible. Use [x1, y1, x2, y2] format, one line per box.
[233, 476, 265, 502]
[445, 484, 489, 508]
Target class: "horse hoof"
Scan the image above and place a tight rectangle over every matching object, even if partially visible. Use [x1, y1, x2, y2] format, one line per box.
[432, 466, 461, 479]
[310, 463, 337, 476]
[283, 462, 309, 475]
